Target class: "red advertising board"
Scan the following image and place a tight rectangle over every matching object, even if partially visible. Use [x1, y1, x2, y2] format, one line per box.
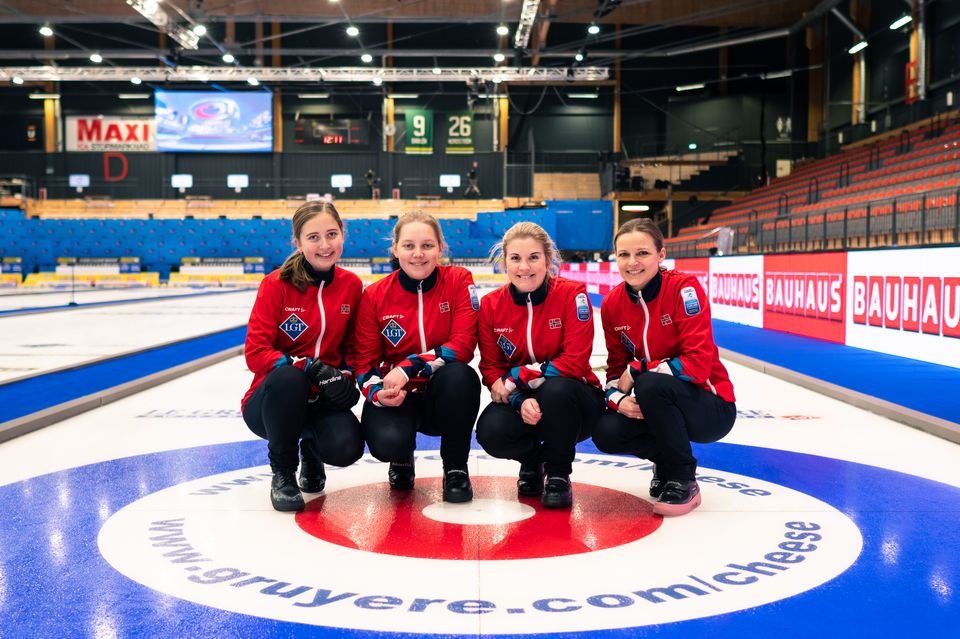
[763, 253, 847, 343]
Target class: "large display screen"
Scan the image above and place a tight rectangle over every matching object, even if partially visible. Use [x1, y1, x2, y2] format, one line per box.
[155, 90, 273, 152]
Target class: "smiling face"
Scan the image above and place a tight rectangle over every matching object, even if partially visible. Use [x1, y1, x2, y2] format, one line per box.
[615, 231, 665, 290]
[393, 221, 442, 281]
[294, 212, 343, 272]
[505, 236, 548, 293]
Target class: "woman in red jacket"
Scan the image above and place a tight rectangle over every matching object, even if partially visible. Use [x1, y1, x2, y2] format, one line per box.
[350, 211, 481, 503]
[595, 218, 736, 516]
[476, 222, 604, 509]
[242, 201, 364, 512]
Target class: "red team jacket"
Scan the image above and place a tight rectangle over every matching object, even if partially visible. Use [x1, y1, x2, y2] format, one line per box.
[600, 268, 735, 410]
[242, 266, 363, 410]
[478, 276, 601, 409]
[349, 265, 479, 405]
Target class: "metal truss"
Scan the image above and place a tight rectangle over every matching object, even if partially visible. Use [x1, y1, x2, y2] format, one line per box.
[0, 66, 609, 83]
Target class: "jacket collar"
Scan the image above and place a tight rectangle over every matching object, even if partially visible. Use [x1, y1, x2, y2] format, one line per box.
[398, 266, 439, 293]
[304, 259, 335, 287]
[508, 276, 550, 306]
[625, 269, 663, 304]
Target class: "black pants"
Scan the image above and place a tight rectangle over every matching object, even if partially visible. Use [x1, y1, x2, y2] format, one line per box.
[361, 362, 480, 469]
[243, 365, 364, 472]
[476, 377, 604, 477]
[592, 372, 736, 482]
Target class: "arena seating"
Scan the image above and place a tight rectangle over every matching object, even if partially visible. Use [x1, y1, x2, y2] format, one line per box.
[666, 114, 960, 256]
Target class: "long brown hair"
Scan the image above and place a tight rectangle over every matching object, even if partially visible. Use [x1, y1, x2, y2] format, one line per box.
[614, 217, 664, 252]
[279, 201, 344, 291]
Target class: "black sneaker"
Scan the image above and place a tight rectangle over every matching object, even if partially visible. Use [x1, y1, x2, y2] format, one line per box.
[653, 480, 701, 516]
[270, 470, 305, 512]
[298, 444, 326, 493]
[541, 475, 573, 509]
[517, 460, 545, 497]
[388, 454, 415, 490]
[649, 464, 664, 499]
[442, 468, 473, 503]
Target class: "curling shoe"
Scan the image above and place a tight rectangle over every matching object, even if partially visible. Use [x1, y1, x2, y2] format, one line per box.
[298, 450, 326, 493]
[388, 454, 415, 490]
[652, 480, 701, 517]
[517, 459, 545, 497]
[270, 470, 305, 512]
[649, 464, 664, 499]
[442, 467, 473, 503]
[541, 475, 573, 509]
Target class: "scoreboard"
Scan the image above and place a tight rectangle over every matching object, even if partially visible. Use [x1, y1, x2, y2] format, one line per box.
[293, 119, 371, 147]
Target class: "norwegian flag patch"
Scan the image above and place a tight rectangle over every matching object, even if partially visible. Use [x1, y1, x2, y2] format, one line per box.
[497, 334, 516, 357]
[381, 319, 406, 347]
[341, 304, 351, 314]
[549, 318, 562, 329]
[661, 314, 672, 326]
[279, 313, 308, 341]
[439, 301, 451, 313]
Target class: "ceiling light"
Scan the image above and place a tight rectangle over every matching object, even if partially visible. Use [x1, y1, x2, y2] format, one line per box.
[297, 93, 330, 99]
[29, 93, 60, 100]
[688, 143, 698, 150]
[567, 92, 598, 99]
[848, 40, 868, 55]
[574, 52, 584, 62]
[222, 53, 235, 63]
[118, 93, 150, 99]
[432, 67, 442, 75]
[192, 25, 207, 37]
[492, 76, 503, 84]
[346, 25, 359, 37]
[676, 83, 705, 92]
[762, 70, 792, 80]
[372, 77, 383, 86]
[496, 25, 509, 36]
[12, 76, 23, 85]
[130, 76, 142, 85]
[621, 204, 650, 212]
[587, 24, 600, 35]
[247, 77, 259, 86]
[889, 15, 912, 30]
[388, 93, 419, 99]
[90, 53, 103, 63]
[361, 53, 373, 63]
[494, 53, 505, 62]
[39, 25, 54, 37]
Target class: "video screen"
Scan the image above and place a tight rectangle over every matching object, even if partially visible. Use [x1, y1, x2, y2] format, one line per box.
[155, 90, 273, 152]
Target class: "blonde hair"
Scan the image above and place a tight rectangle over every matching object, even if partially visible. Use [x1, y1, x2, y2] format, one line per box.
[391, 211, 445, 252]
[279, 201, 344, 292]
[489, 221, 561, 278]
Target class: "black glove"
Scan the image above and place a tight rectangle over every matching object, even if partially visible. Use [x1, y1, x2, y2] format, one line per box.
[307, 361, 360, 410]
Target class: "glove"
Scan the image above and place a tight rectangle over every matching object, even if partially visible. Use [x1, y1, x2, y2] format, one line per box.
[307, 361, 360, 410]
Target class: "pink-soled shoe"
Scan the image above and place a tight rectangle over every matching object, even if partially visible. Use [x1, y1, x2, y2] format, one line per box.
[652, 480, 701, 516]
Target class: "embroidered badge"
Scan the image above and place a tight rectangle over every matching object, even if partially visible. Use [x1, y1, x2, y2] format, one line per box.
[340, 304, 351, 314]
[549, 318, 562, 329]
[497, 334, 517, 357]
[279, 313, 308, 341]
[661, 314, 673, 326]
[439, 301, 451, 313]
[575, 292, 590, 321]
[468, 284, 480, 311]
[620, 331, 637, 356]
[680, 286, 701, 316]
[381, 319, 406, 347]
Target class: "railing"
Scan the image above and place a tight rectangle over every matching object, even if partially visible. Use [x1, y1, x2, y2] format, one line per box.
[666, 186, 960, 257]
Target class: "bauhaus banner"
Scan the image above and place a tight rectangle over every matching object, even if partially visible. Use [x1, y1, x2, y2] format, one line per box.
[66, 116, 156, 152]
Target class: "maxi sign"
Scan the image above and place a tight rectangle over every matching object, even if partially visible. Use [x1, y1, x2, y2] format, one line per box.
[66, 116, 156, 152]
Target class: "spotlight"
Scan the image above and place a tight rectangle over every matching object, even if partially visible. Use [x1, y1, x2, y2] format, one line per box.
[346, 25, 359, 37]
[222, 53, 235, 63]
[373, 77, 383, 86]
[494, 53, 505, 62]
[247, 76, 259, 86]
[432, 67, 442, 75]
[192, 25, 207, 37]
[130, 76, 142, 85]
[575, 52, 584, 62]
[361, 53, 373, 63]
[90, 53, 103, 63]
[496, 24, 509, 36]
[39, 25, 53, 37]
[12, 76, 23, 85]
[587, 24, 600, 35]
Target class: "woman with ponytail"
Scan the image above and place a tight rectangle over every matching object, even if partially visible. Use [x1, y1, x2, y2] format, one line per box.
[242, 201, 364, 512]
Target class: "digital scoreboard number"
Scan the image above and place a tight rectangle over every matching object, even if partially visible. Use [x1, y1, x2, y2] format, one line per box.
[293, 119, 370, 147]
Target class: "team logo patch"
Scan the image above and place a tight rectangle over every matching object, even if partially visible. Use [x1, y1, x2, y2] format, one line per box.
[468, 284, 480, 311]
[620, 331, 637, 355]
[661, 314, 673, 326]
[381, 319, 406, 347]
[575, 292, 590, 321]
[497, 334, 516, 357]
[279, 313, 308, 341]
[439, 301, 451, 313]
[549, 318, 562, 329]
[340, 304, 351, 314]
[680, 286, 701, 316]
